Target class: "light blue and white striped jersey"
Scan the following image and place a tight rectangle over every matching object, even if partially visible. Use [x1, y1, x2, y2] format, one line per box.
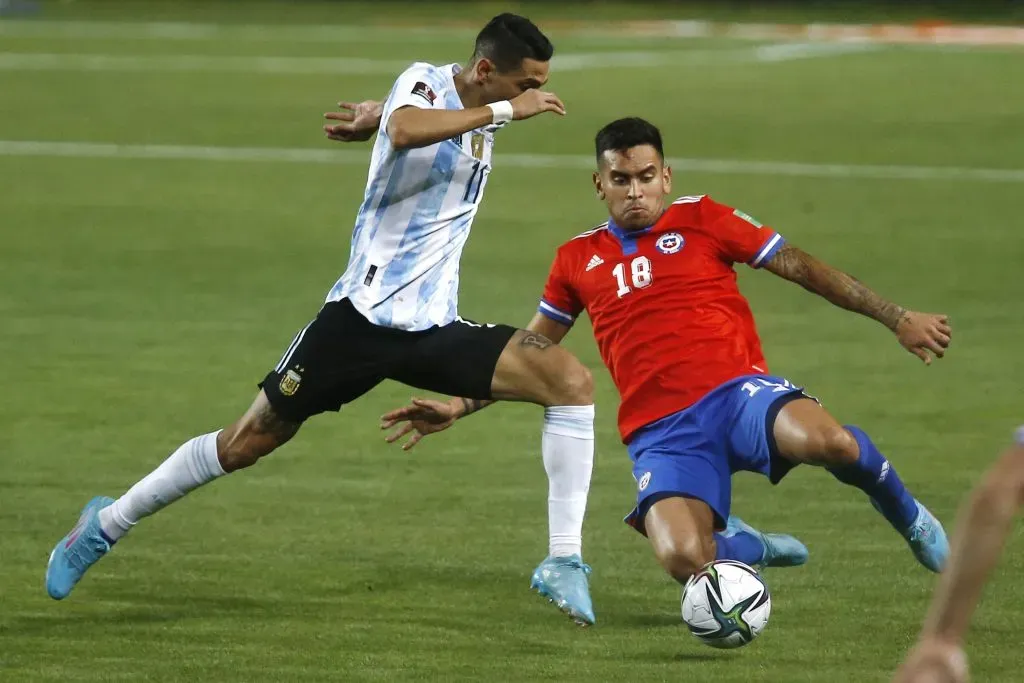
[327, 62, 500, 331]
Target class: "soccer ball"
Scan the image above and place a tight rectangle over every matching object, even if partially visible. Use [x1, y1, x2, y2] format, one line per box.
[681, 560, 771, 649]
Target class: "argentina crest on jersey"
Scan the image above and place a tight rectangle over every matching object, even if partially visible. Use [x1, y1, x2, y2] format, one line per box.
[656, 232, 685, 254]
[470, 133, 485, 160]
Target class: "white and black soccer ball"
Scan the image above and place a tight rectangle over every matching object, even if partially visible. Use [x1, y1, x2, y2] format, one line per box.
[681, 560, 771, 649]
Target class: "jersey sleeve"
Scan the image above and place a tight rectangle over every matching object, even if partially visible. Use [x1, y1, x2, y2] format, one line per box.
[700, 196, 785, 268]
[380, 63, 450, 132]
[538, 247, 583, 327]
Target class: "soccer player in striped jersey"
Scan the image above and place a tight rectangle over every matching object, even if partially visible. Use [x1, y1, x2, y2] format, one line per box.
[381, 117, 953, 587]
[46, 14, 598, 625]
[893, 429, 1024, 683]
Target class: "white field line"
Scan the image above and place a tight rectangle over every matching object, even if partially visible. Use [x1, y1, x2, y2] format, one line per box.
[0, 19, 479, 42]
[751, 41, 875, 62]
[0, 43, 878, 74]
[0, 19, 1022, 46]
[0, 52, 415, 74]
[2, 140, 1022, 184]
[558, 42, 879, 69]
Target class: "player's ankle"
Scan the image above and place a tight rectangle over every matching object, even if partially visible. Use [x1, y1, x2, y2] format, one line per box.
[549, 542, 582, 559]
[98, 503, 131, 543]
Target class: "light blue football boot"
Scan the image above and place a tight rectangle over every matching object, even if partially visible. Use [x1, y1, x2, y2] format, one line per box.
[725, 516, 809, 568]
[46, 496, 115, 600]
[872, 498, 949, 573]
[530, 554, 595, 626]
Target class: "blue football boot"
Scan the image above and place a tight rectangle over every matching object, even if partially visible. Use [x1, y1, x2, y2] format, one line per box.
[46, 496, 115, 600]
[872, 498, 949, 572]
[725, 516, 809, 568]
[530, 554, 595, 626]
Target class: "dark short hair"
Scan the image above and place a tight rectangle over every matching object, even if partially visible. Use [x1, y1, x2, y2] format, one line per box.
[595, 117, 665, 163]
[473, 13, 553, 72]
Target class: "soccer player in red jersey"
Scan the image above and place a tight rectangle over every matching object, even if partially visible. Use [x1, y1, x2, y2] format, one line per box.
[382, 117, 952, 602]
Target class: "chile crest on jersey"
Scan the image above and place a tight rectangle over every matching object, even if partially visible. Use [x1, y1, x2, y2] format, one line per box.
[655, 232, 684, 254]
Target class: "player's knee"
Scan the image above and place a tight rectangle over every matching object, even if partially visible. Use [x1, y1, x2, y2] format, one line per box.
[656, 534, 714, 584]
[553, 359, 594, 406]
[805, 425, 859, 467]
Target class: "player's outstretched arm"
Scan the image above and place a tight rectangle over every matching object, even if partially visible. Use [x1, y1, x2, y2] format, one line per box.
[386, 89, 566, 150]
[380, 313, 572, 450]
[324, 100, 384, 142]
[893, 433, 1024, 682]
[763, 244, 952, 364]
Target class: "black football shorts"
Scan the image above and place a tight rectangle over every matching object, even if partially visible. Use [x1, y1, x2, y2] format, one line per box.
[260, 298, 516, 423]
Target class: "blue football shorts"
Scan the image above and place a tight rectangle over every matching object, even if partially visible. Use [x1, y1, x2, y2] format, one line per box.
[624, 375, 813, 535]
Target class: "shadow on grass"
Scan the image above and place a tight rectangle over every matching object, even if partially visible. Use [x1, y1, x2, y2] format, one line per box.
[4, 591, 270, 636]
[611, 611, 682, 628]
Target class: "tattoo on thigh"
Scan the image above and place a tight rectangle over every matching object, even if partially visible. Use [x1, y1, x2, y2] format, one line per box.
[519, 332, 553, 350]
[253, 400, 300, 441]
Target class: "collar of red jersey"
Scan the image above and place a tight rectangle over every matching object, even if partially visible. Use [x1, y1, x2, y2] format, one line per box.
[607, 218, 654, 242]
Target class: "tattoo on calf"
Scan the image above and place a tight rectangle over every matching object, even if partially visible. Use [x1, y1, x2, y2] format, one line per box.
[519, 332, 553, 350]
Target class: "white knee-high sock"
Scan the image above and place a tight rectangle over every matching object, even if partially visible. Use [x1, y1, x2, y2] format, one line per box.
[542, 405, 595, 558]
[98, 431, 225, 542]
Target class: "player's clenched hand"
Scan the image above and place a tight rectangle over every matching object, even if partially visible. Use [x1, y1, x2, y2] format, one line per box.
[380, 398, 458, 451]
[323, 100, 383, 142]
[892, 639, 968, 683]
[896, 311, 952, 365]
[510, 89, 566, 120]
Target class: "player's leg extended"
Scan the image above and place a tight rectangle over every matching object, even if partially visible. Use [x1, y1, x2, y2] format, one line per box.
[628, 437, 807, 580]
[47, 300, 385, 599]
[490, 330, 596, 625]
[643, 496, 805, 582]
[45, 391, 300, 600]
[625, 380, 809, 577]
[772, 398, 948, 572]
[645, 496, 716, 583]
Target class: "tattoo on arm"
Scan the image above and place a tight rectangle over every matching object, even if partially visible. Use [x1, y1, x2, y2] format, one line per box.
[764, 244, 908, 331]
[460, 397, 488, 417]
[519, 332, 553, 350]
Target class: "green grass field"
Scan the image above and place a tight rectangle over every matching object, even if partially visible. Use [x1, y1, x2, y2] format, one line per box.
[2, 2, 1022, 681]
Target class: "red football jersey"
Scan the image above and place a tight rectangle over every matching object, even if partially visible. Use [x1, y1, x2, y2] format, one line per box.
[539, 195, 785, 443]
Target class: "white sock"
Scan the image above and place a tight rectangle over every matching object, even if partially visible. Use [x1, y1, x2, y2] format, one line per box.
[98, 431, 225, 542]
[542, 405, 595, 559]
